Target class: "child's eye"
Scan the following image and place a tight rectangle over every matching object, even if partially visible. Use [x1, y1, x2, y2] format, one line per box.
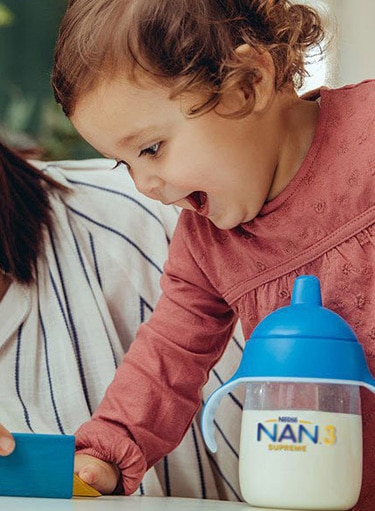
[139, 142, 161, 158]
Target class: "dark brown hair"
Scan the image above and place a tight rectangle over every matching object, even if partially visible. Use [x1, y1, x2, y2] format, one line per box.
[52, 0, 325, 118]
[0, 141, 68, 284]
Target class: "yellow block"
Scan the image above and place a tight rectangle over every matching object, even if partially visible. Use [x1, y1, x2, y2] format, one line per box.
[73, 473, 102, 497]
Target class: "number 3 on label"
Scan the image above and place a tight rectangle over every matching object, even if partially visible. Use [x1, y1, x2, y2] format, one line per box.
[323, 425, 337, 445]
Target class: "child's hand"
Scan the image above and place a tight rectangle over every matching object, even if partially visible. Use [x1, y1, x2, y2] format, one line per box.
[0, 424, 15, 456]
[74, 453, 120, 494]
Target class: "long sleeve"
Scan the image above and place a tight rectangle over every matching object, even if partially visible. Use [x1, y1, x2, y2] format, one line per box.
[74, 215, 236, 494]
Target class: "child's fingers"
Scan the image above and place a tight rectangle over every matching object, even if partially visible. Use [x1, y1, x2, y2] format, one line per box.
[74, 453, 119, 494]
[0, 424, 15, 456]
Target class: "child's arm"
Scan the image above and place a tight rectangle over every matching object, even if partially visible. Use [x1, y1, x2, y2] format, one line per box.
[73, 217, 237, 495]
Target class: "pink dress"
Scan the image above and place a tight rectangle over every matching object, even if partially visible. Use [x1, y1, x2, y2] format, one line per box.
[76, 80, 375, 509]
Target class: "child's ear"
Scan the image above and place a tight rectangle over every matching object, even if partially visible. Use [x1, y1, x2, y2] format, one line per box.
[234, 43, 276, 114]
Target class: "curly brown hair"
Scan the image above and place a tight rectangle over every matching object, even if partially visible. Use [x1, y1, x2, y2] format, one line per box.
[52, 0, 325, 118]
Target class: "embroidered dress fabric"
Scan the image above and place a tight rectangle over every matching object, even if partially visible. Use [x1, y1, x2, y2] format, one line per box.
[74, 81, 375, 509]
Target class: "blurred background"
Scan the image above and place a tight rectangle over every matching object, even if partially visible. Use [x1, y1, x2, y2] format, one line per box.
[0, 0, 374, 161]
[0, 0, 98, 160]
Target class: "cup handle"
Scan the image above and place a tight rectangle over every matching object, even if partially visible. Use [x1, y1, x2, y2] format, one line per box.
[201, 377, 246, 452]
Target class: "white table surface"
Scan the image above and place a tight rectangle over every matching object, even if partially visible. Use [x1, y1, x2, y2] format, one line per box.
[0, 496, 297, 511]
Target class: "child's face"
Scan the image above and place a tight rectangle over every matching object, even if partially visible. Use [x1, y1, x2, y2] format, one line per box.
[71, 74, 281, 230]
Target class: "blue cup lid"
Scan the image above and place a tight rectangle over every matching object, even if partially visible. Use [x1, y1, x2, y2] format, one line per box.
[202, 275, 375, 452]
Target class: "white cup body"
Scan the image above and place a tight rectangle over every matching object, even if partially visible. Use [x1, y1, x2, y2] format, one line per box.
[239, 382, 362, 510]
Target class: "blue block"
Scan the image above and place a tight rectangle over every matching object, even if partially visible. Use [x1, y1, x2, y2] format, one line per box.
[0, 433, 75, 498]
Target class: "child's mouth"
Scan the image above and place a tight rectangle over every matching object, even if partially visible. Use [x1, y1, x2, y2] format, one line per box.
[186, 191, 208, 212]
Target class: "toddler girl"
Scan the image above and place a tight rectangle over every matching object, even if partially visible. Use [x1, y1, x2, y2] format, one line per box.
[51, 1, 375, 508]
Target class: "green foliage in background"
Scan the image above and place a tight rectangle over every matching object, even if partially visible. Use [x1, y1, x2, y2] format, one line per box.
[0, 3, 14, 26]
[0, 1, 98, 160]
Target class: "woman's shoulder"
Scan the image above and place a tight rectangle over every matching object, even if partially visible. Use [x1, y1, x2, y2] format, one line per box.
[32, 158, 179, 237]
[32, 158, 140, 200]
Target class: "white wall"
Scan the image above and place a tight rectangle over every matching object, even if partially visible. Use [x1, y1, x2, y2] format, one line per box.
[300, 0, 375, 91]
[329, 0, 375, 86]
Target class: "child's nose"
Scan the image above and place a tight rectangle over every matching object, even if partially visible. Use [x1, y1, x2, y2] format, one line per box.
[133, 172, 164, 201]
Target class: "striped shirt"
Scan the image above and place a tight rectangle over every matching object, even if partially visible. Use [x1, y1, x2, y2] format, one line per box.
[0, 158, 245, 500]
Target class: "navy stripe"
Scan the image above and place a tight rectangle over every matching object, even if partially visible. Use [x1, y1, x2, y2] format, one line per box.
[39, 311, 65, 434]
[163, 456, 171, 496]
[66, 178, 171, 240]
[191, 423, 207, 498]
[207, 452, 242, 501]
[138, 481, 145, 495]
[90, 232, 102, 289]
[69, 218, 91, 284]
[231, 335, 244, 352]
[15, 324, 33, 432]
[212, 419, 239, 459]
[140, 296, 154, 324]
[67, 221, 118, 369]
[66, 205, 164, 275]
[200, 398, 239, 459]
[212, 369, 243, 410]
[48, 269, 74, 341]
[48, 232, 92, 414]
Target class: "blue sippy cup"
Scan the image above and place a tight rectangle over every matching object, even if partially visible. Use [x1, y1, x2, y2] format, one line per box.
[201, 275, 375, 510]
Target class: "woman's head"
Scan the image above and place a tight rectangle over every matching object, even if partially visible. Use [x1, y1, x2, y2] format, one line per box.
[52, 0, 325, 118]
[0, 142, 67, 283]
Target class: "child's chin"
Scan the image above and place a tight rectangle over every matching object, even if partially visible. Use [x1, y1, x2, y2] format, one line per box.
[208, 217, 235, 230]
